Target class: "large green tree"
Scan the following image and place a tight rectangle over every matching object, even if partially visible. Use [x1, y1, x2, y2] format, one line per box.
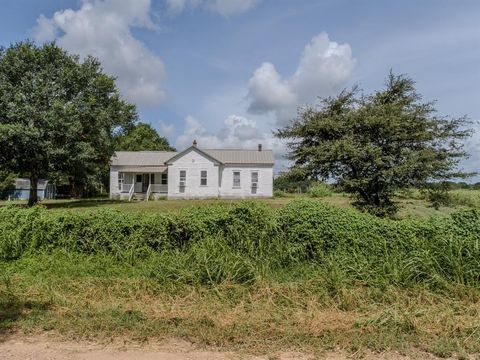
[276, 72, 474, 215]
[0, 41, 137, 205]
[115, 122, 175, 151]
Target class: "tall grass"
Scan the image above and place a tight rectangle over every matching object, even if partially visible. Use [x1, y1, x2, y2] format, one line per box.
[1, 201, 480, 356]
[1, 200, 479, 289]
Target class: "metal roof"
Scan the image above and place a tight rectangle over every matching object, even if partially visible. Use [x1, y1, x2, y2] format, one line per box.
[202, 149, 274, 164]
[112, 166, 167, 173]
[15, 178, 50, 190]
[111, 148, 274, 166]
[111, 151, 177, 166]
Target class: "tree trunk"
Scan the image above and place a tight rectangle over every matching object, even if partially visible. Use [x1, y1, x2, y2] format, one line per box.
[28, 174, 38, 206]
[69, 177, 86, 198]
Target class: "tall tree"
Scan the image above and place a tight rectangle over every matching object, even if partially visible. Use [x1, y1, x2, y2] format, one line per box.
[276, 72, 474, 215]
[0, 170, 15, 197]
[115, 122, 175, 151]
[0, 41, 137, 205]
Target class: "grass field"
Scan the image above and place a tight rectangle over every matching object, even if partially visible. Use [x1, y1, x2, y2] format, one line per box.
[1, 191, 479, 358]
[2, 251, 479, 358]
[2, 189, 479, 218]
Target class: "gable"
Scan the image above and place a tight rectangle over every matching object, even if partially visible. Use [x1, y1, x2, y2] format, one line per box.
[165, 146, 221, 165]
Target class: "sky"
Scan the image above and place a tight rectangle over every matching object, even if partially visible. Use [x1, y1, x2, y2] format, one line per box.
[0, 0, 479, 177]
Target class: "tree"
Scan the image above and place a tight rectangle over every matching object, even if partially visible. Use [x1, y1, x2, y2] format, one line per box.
[0, 41, 137, 205]
[276, 72, 474, 215]
[115, 122, 175, 151]
[0, 170, 15, 198]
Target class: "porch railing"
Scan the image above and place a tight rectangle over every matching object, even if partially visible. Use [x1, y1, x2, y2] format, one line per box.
[145, 183, 152, 201]
[151, 184, 168, 193]
[120, 183, 167, 194]
[128, 183, 135, 202]
[121, 183, 133, 192]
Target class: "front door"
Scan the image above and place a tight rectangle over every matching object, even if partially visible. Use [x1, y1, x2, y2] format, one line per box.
[134, 174, 143, 193]
[142, 173, 150, 193]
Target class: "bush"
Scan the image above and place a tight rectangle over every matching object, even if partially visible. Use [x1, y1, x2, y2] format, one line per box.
[1, 200, 479, 288]
[307, 183, 332, 198]
[273, 189, 287, 197]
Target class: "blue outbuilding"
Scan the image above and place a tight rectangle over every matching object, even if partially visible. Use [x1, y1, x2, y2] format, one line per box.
[5, 178, 56, 200]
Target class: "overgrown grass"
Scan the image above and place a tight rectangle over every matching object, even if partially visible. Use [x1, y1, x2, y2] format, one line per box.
[1, 252, 479, 357]
[1, 200, 479, 356]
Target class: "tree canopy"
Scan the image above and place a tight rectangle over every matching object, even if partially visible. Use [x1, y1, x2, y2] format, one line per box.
[115, 122, 175, 151]
[276, 72, 474, 215]
[0, 41, 137, 205]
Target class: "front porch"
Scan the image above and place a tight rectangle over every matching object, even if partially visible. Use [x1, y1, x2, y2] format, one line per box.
[118, 171, 168, 201]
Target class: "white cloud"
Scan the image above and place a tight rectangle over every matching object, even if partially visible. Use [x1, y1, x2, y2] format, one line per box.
[166, 0, 187, 13]
[248, 62, 296, 113]
[176, 115, 286, 165]
[462, 124, 480, 180]
[159, 121, 176, 138]
[33, 0, 166, 106]
[167, 0, 261, 16]
[247, 32, 355, 125]
[208, 0, 261, 16]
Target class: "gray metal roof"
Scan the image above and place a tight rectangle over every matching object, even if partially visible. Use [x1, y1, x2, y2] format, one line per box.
[111, 148, 274, 166]
[203, 149, 274, 164]
[111, 151, 177, 166]
[15, 178, 50, 190]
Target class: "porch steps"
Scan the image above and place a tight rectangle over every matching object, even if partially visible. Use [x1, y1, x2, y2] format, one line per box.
[131, 193, 146, 201]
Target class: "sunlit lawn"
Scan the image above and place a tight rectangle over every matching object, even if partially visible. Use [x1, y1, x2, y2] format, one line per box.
[2, 190, 477, 218]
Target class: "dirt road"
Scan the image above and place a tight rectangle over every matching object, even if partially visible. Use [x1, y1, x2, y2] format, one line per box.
[0, 336, 444, 359]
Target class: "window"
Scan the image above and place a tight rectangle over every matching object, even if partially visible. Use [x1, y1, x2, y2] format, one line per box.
[251, 171, 258, 194]
[200, 170, 207, 186]
[161, 173, 168, 185]
[233, 171, 241, 188]
[118, 173, 124, 191]
[136, 174, 142, 182]
[179, 170, 186, 187]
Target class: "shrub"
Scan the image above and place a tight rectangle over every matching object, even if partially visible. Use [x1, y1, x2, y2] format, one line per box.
[1, 201, 479, 288]
[273, 189, 287, 197]
[308, 183, 332, 198]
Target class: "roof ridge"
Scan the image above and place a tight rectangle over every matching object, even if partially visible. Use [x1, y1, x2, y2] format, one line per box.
[203, 148, 272, 151]
[114, 150, 177, 153]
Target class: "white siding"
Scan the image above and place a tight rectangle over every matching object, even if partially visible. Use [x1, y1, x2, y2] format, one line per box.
[109, 169, 119, 198]
[168, 149, 220, 199]
[218, 165, 273, 198]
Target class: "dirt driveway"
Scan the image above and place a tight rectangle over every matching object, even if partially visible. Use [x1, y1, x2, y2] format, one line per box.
[0, 336, 447, 360]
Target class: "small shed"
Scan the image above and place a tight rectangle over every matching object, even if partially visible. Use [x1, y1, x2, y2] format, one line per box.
[6, 178, 56, 200]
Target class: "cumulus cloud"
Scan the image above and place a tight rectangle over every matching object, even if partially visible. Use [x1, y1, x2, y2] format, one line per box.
[462, 125, 480, 179]
[33, 0, 166, 106]
[167, 0, 261, 16]
[176, 115, 285, 161]
[247, 32, 355, 125]
[159, 121, 176, 138]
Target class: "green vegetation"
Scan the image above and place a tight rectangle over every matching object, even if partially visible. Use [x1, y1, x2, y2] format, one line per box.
[0, 170, 15, 196]
[114, 122, 175, 152]
[1, 200, 479, 356]
[0, 41, 137, 204]
[276, 72, 474, 215]
[308, 182, 333, 198]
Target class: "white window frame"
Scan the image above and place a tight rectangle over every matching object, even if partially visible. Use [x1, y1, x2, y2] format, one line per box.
[118, 172, 124, 191]
[200, 170, 207, 186]
[179, 170, 187, 187]
[233, 171, 241, 188]
[161, 172, 168, 185]
[251, 171, 258, 194]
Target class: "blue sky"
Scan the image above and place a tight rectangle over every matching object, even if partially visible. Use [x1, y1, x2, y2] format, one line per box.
[1, 0, 479, 176]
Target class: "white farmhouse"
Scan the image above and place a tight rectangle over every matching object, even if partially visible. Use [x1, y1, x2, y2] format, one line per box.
[109, 142, 274, 200]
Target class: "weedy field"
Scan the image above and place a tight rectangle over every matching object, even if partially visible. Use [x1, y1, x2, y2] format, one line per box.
[2, 188, 480, 218]
[1, 194, 479, 358]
